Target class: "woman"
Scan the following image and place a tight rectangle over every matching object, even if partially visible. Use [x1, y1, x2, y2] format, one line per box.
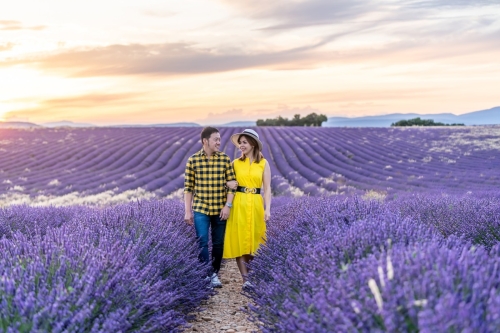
[224, 129, 271, 289]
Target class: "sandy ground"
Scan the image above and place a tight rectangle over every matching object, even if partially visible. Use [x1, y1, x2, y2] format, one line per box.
[182, 260, 261, 333]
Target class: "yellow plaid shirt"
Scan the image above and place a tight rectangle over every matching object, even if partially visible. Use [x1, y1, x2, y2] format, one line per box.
[184, 149, 236, 215]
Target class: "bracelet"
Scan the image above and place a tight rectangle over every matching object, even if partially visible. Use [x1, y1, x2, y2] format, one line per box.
[225, 202, 233, 208]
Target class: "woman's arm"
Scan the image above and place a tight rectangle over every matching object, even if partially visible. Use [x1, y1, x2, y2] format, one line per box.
[263, 161, 272, 221]
[226, 180, 238, 189]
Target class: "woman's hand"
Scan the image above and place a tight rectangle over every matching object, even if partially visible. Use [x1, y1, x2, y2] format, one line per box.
[226, 180, 238, 190]
[264, 209, 271, 222]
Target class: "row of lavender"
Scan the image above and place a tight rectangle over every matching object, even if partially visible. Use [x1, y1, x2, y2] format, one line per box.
[1, 193, 499, 331]
[246, 194, 500, 332]
[1, 127, 499, 200]
[0, 200, 211, 332]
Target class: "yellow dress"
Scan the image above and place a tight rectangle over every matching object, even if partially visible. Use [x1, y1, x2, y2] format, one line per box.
[223, 158, 267, 258]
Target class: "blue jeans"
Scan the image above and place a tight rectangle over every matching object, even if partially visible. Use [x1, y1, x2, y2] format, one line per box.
[193, 211, 226, 274]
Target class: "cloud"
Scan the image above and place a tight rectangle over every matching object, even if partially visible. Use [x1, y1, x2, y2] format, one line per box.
[36, 93, 143, 108]
[0, 20, 46, 31]
[0, 42, 14, 52]
[406, 0, 495, 9]
[2, 24, 499, 80]
[224, 0, 378, 30]
[1, 41, 327, 77]
[1, 1, 499, 78]
[4, 25, 497, 79]
[221, 0, 499, 30]
[142, 10, 177, 18]
[4, 93, 144, 120]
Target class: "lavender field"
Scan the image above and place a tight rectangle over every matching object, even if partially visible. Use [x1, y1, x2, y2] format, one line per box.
[1, 126, 500, 332]
[1, 126, 499, 206]
[246, 195, 500, 332]
[0, 200, 213, 332]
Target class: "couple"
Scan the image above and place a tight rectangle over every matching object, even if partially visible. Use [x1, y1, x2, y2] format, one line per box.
[184, 127, 271, 289]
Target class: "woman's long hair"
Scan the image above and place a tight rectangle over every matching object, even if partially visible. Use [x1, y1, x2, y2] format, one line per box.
[238, 134, 263, 163]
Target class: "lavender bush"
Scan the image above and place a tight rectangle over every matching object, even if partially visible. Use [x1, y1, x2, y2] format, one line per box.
[257, 240, 500, 332]
[246, 196, 500, 332]
[391, 194, 500, 248]
[0, 200, 211, 332]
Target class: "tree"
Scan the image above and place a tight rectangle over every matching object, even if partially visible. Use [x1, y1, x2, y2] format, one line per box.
[391, 117, 464, 127]
[257, 113, 329, 127]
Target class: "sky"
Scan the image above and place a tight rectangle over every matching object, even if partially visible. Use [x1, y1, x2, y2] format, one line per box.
[1, 0, 499, 126]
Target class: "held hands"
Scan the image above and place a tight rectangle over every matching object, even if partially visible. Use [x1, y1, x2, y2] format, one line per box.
[226, 180, 238, 190]
[220, 206, 230, 220]
[184, 211, 194, 226]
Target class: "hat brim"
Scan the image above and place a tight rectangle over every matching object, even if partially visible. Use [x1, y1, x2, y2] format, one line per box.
[231, 132, 263, 151]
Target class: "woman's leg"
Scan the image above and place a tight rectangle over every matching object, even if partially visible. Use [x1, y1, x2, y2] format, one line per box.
[236, 254, 255, 282]
[242, 254, 254, 274]
[236, 256, 248, 282]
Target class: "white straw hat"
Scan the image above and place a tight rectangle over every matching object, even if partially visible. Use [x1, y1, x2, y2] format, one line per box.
[230, 129, 263, 151]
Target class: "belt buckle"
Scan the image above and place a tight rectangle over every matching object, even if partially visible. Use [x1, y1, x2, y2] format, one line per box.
[244, 187, 251, 194]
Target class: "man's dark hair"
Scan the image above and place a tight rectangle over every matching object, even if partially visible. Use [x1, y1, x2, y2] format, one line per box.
[200, 126, 219, 144]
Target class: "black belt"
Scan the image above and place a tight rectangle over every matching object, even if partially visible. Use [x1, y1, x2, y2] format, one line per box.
[236, 186, 261, 194]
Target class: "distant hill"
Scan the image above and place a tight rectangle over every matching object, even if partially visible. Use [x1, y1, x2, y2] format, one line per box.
[325, 106, 500, 127]
[455, 107, 500, 125]
[219, 121, 256, 127]
[23, 106, 500, 129]
[42, 121, 96, 128]
[0, 121, 41, 128]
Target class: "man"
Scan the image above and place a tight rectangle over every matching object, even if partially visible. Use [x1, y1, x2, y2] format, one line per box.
[184, 126, 236, 288]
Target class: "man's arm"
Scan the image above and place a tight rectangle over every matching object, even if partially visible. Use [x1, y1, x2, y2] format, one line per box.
[226, 161, 238, 189]
[225, 157, 236, 194]
[184, 158, 195, 225]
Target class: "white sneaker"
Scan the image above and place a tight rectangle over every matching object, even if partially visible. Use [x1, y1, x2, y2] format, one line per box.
[242, 281, 253, 290]
[204, 275, 213, 289]
[211, 273, 222, 288]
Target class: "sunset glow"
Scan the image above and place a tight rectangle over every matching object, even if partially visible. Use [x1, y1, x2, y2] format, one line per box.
[1, 0, 500, 125]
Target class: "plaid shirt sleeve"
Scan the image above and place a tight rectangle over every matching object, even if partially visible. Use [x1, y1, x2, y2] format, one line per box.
[225, 156, 236, 194]
[184, 157, 195, 193]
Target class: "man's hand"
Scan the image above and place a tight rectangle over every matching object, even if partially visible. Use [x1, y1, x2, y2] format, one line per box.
[226, 180, 238, 190]
[184, 211, 194, 226]
[220, 206, 230, 220]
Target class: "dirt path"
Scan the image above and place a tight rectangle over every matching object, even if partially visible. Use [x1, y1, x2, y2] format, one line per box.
[183, 260, 261, 333]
